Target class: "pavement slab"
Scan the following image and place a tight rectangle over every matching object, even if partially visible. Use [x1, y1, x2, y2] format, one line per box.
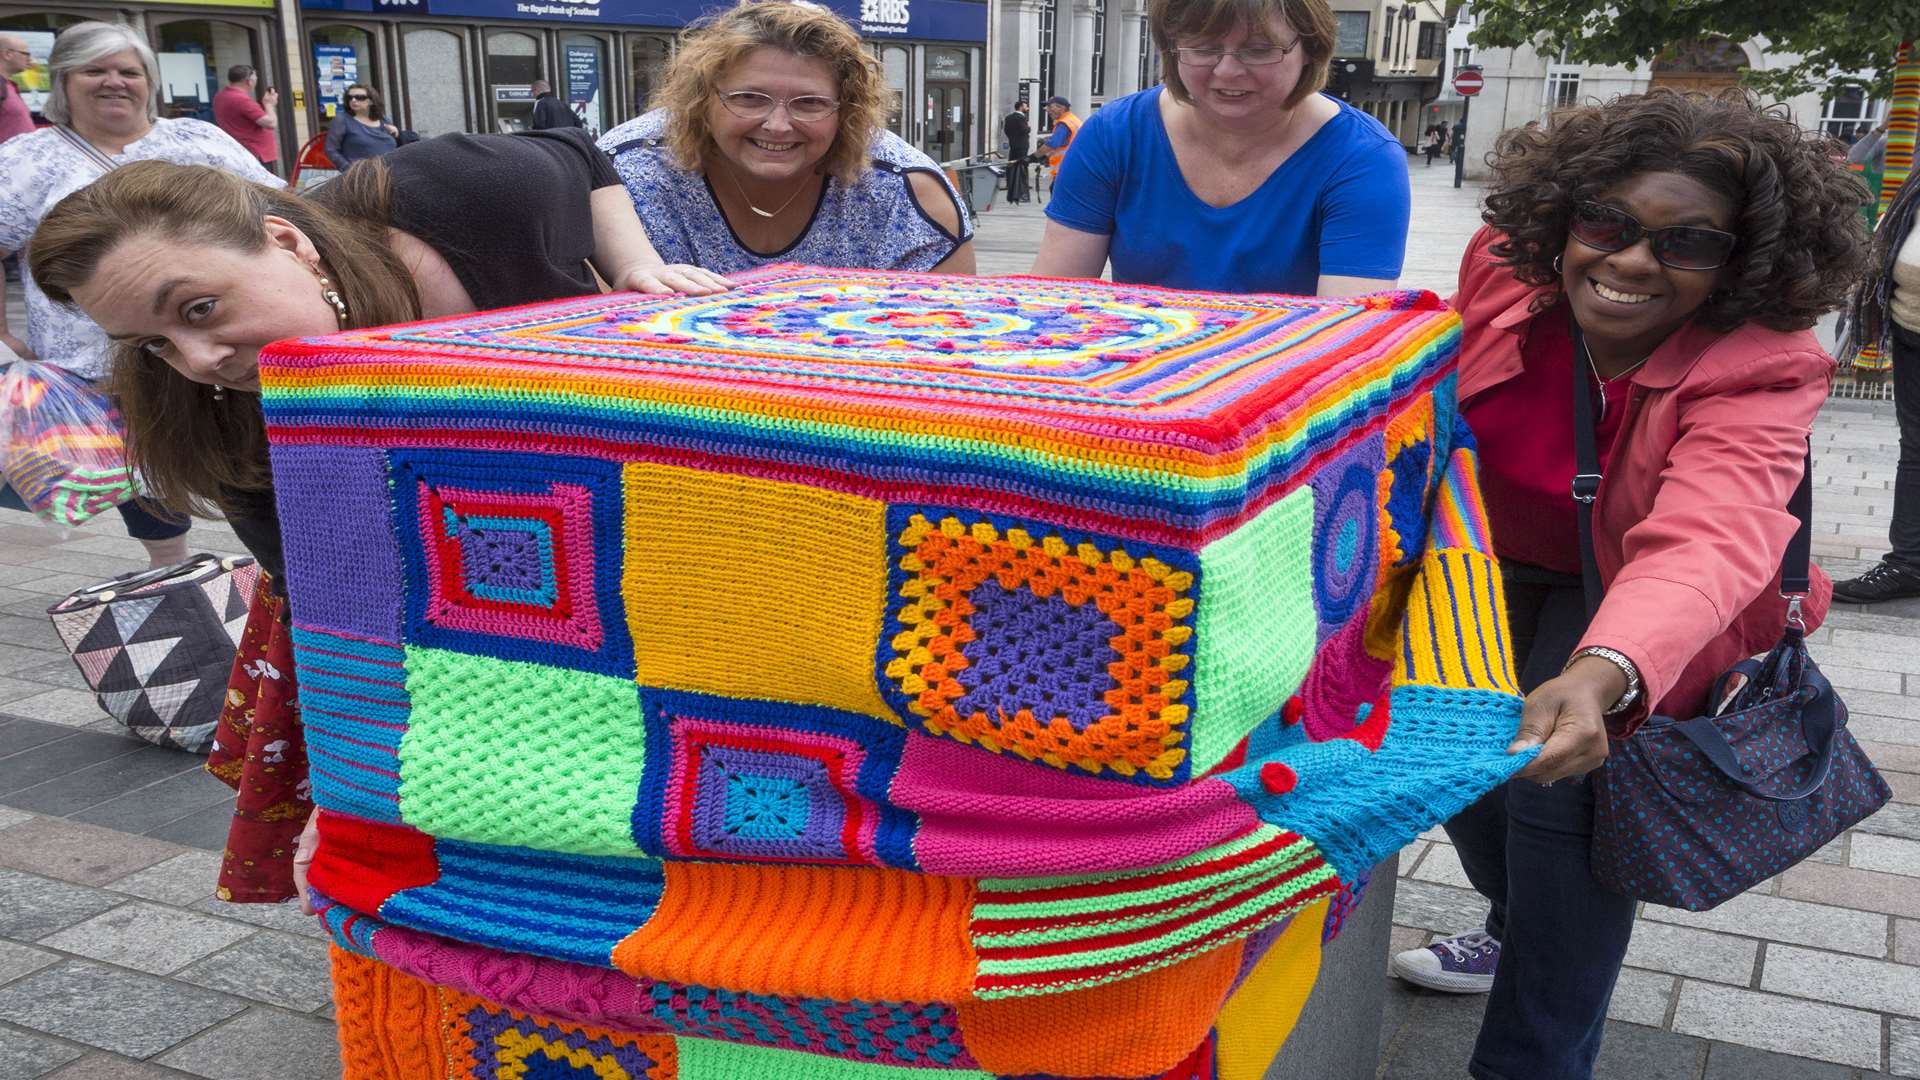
[0, 1027, 87, 1080]
[0, 816, 182, 887]
[1670, 981, 1883, 1070]
[0, 869, 129, 942]
[0, 962, 246, 1059]
[38, 902, 257, 977]
[175, 932, 335, 1014]
[155, 1008, 341, 1080]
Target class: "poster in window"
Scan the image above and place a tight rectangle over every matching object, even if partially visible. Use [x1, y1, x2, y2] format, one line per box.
[315, 45, 359, 119]
[565, 44, 602, 135]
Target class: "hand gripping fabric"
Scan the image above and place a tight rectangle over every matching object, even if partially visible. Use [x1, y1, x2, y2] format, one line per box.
[260, 266, 1531, 1080]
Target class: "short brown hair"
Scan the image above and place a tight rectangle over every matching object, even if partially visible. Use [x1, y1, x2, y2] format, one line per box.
[652, 0, 885, 185]
[29, 160, 420, 515]
[1150, 0, 1336, 109]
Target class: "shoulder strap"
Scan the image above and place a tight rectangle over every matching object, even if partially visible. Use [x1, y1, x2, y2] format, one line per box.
[1567, 315, 1814, 623]
[54, 125, 122, 177]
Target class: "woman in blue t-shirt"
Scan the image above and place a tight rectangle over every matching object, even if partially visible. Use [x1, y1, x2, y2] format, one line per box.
[1032, 0, 1410, 297]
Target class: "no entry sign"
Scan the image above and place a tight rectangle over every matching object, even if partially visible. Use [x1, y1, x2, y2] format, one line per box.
[1453, 68, 1484, 96]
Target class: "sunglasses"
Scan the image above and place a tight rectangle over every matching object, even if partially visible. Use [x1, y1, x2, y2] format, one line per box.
[1569, 201, 1738, 271]
[346, 94, 370, 101]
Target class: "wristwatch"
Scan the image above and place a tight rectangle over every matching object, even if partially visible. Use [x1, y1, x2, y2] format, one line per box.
[1569, 646, 1642, 716]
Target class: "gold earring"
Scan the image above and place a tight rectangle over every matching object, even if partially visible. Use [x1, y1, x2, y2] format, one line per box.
[316, 273, 349, 328]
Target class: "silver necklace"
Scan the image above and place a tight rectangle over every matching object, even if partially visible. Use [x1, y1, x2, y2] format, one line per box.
[723, 165, 808, 219]
[1577, 337, 1647, 422]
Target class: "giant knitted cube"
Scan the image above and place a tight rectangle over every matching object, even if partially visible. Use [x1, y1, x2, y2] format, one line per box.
[262, 266, 1530, 1080]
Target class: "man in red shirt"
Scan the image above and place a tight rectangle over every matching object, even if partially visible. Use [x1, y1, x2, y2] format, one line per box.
[213, 64, 280, 176]
[0, 33, 34, 146]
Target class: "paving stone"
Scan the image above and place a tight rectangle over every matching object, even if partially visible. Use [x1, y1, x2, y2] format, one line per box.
[1375, 984, 1486, 1079]
[1844, 689, 1920, 723]
[1389, 878, 1490, 937]
[0, 804, 31, 829]
[1396, 839, 1425, 873]
[0, 1028, 86, 1080]
[1624, 921, 1758, 985]
[0, 961, 245, 1059]
[1644, 890, 1890, 957]
[1607, 966, 1675, 1028]
[1407, 840, 1472, 887]
[189, 898, 326, 940]
[1889, 768, 1920, 803]
[104, 851, 223, 907]
[1777, 860, 1920, 920]
[155, 1007, 340, 1080]
[1387, 924, 1427, 970]
[68, 770, 234, 838]
[0, 719, 74, 760]
[0, 728, 146, 798]
[1670, 981, 1881, 1069]
[1590, 1021, 1710, 1080]
[1761, 943, 1920, 1018]
[143, 805, 235, 853]
[0, 817, 181, 886]
[1901, 918, 1920, 966]
[1894, 1017, 1920, 1079]
[1862, 801, 1920, 842]
[0, 869, 126, 940]
[1823, 663, 1907, 694]
[25, 550, 162, 578]
[1851, 832, 1920, 878]
[39, 1054, 204, 1079]
[0, 939, 59, 987]
[0, 688, 106, 728]
[5, 745, 204, 817]
[40, 902, 257, 976]
[176, 931, 334, 1012]
[0, 675, 66, 705]
[1702, 1041, 1873, 1079]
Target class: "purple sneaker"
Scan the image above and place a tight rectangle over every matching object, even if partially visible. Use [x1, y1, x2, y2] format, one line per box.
[1391, 930, 1500, 993]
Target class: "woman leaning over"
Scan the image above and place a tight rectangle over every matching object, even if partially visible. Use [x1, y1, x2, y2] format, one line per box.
[0, 21, 283, 566]
[1030, 0, 1409, 295]
[599, 0, 975, 274]
[324, 83, 398, 168]
[29, 132, 727, 905]
[1389, 91, 1867, 1080]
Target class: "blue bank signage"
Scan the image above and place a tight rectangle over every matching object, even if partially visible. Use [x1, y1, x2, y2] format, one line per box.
[310, 0, 985, 39]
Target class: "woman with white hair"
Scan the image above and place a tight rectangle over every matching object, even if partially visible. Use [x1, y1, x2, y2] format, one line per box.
[0, 21, 278, 564]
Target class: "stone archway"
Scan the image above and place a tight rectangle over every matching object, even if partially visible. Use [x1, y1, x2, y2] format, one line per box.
[1649, 35, 1749, 96]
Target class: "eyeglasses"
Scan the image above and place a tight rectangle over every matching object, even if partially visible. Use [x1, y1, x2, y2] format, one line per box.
[1173, 41, 1300, 68]
[1, 47, 29, 59]
[716, 90, 840, 123]
[1569, 201, 1738, 271]
[345, 94, 370, 102]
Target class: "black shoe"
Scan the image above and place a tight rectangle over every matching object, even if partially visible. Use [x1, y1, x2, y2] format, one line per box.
[1832, 561, 1920, 604]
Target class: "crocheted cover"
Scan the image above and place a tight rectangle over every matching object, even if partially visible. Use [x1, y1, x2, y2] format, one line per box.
[259, 266, 1531, 1080]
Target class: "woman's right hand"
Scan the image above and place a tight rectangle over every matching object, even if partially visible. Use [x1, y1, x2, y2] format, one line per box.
[292, 808, 320, 915]
[0, 330, 35, 362]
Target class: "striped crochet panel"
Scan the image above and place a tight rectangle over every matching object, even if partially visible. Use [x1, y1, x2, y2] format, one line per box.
[265, 268, 1529, 1078]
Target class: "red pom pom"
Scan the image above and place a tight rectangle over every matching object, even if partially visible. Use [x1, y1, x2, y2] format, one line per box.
[1281, 696, 1304, 726]
[1260, 762, 1298, 795]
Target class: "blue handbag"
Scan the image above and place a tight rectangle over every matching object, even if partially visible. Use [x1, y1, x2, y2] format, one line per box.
[1568, 320, 1890, 911]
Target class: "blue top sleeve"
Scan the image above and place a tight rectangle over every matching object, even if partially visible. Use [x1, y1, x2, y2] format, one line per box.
[1315, 132, 1411, 280]
[1045, 109, 1122, 237]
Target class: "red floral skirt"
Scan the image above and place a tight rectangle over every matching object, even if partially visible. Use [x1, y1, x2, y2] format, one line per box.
[205, 579, 312, 903]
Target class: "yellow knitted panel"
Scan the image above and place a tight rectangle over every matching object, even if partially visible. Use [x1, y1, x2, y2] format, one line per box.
[622, 463, 898, 721]
[1213, 899, 1329, 1080]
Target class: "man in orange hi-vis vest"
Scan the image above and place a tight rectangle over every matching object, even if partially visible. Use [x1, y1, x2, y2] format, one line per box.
[1042, 95, 1082, 181]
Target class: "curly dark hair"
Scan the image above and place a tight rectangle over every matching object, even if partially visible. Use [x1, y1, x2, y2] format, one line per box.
[1481, 89, 1870, 333]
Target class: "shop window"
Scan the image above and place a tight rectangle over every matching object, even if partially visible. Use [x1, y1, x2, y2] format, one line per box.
[485, 30, 541, 133]
[628, 34, 671, 115]
[1417, 22, 1443, 61]
[1821, 85, 1884, 146]
[310, 25, 374, 123]
[402, 27, 467, 137]
[1333, 12, 1369, 59]
[880, 45, 909, 140]
[153, 20, 258, 122]
[559, 34, 608, 135]
[925, 48, 970, 161]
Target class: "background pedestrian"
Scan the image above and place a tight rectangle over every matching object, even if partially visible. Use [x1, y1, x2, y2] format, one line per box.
[212, 64, 279, 177]
[325, 82, 397, 168]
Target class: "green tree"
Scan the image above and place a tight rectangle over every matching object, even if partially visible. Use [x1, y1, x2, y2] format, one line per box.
[1466, 0, 1920, 96]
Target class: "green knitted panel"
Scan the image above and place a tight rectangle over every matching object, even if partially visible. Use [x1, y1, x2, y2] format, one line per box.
[1190, 485, 1317, 773]
[397, 645, 646, 855]
[676, 1038, 994, 1079]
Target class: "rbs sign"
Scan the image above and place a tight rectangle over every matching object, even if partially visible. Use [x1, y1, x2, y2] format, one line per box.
[860, 0, 911, 34]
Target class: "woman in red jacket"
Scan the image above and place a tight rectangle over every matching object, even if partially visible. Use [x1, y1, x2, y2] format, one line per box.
[1391, 91, 1868, 1079]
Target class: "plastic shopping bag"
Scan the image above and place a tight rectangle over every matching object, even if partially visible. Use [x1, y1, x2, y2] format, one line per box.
[0, 361, 140, 527]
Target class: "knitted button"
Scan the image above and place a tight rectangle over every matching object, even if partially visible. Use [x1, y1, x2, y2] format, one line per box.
[1260, 762, 1298, 794]
[1281, 696, 1304, 726]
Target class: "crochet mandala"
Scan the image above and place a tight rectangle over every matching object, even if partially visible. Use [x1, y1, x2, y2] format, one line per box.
[259, 266, 1531, 1080]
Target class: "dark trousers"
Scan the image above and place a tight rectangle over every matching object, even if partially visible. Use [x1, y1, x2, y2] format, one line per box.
[1007, 152, 1030, 202]
[1442, 564, 1639, 1080]
[1889, 325, 1920, 573]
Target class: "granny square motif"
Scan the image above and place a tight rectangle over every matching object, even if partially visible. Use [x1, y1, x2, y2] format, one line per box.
[265, 266, 1531, 1080]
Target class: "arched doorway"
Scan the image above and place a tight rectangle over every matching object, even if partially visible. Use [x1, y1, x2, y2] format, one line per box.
[1649, 36, 1747, 97]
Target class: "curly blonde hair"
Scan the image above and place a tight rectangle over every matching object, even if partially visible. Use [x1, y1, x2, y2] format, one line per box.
[652, 0, 886, 186]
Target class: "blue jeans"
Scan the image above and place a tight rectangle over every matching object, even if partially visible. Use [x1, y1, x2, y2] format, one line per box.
[1441, 564, 1639, 1080]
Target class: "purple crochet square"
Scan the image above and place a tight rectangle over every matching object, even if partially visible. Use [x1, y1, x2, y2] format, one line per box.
[270, 445, 403, 640]
[953, 579, 1117, 732]
[689, 744, 849, 860]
